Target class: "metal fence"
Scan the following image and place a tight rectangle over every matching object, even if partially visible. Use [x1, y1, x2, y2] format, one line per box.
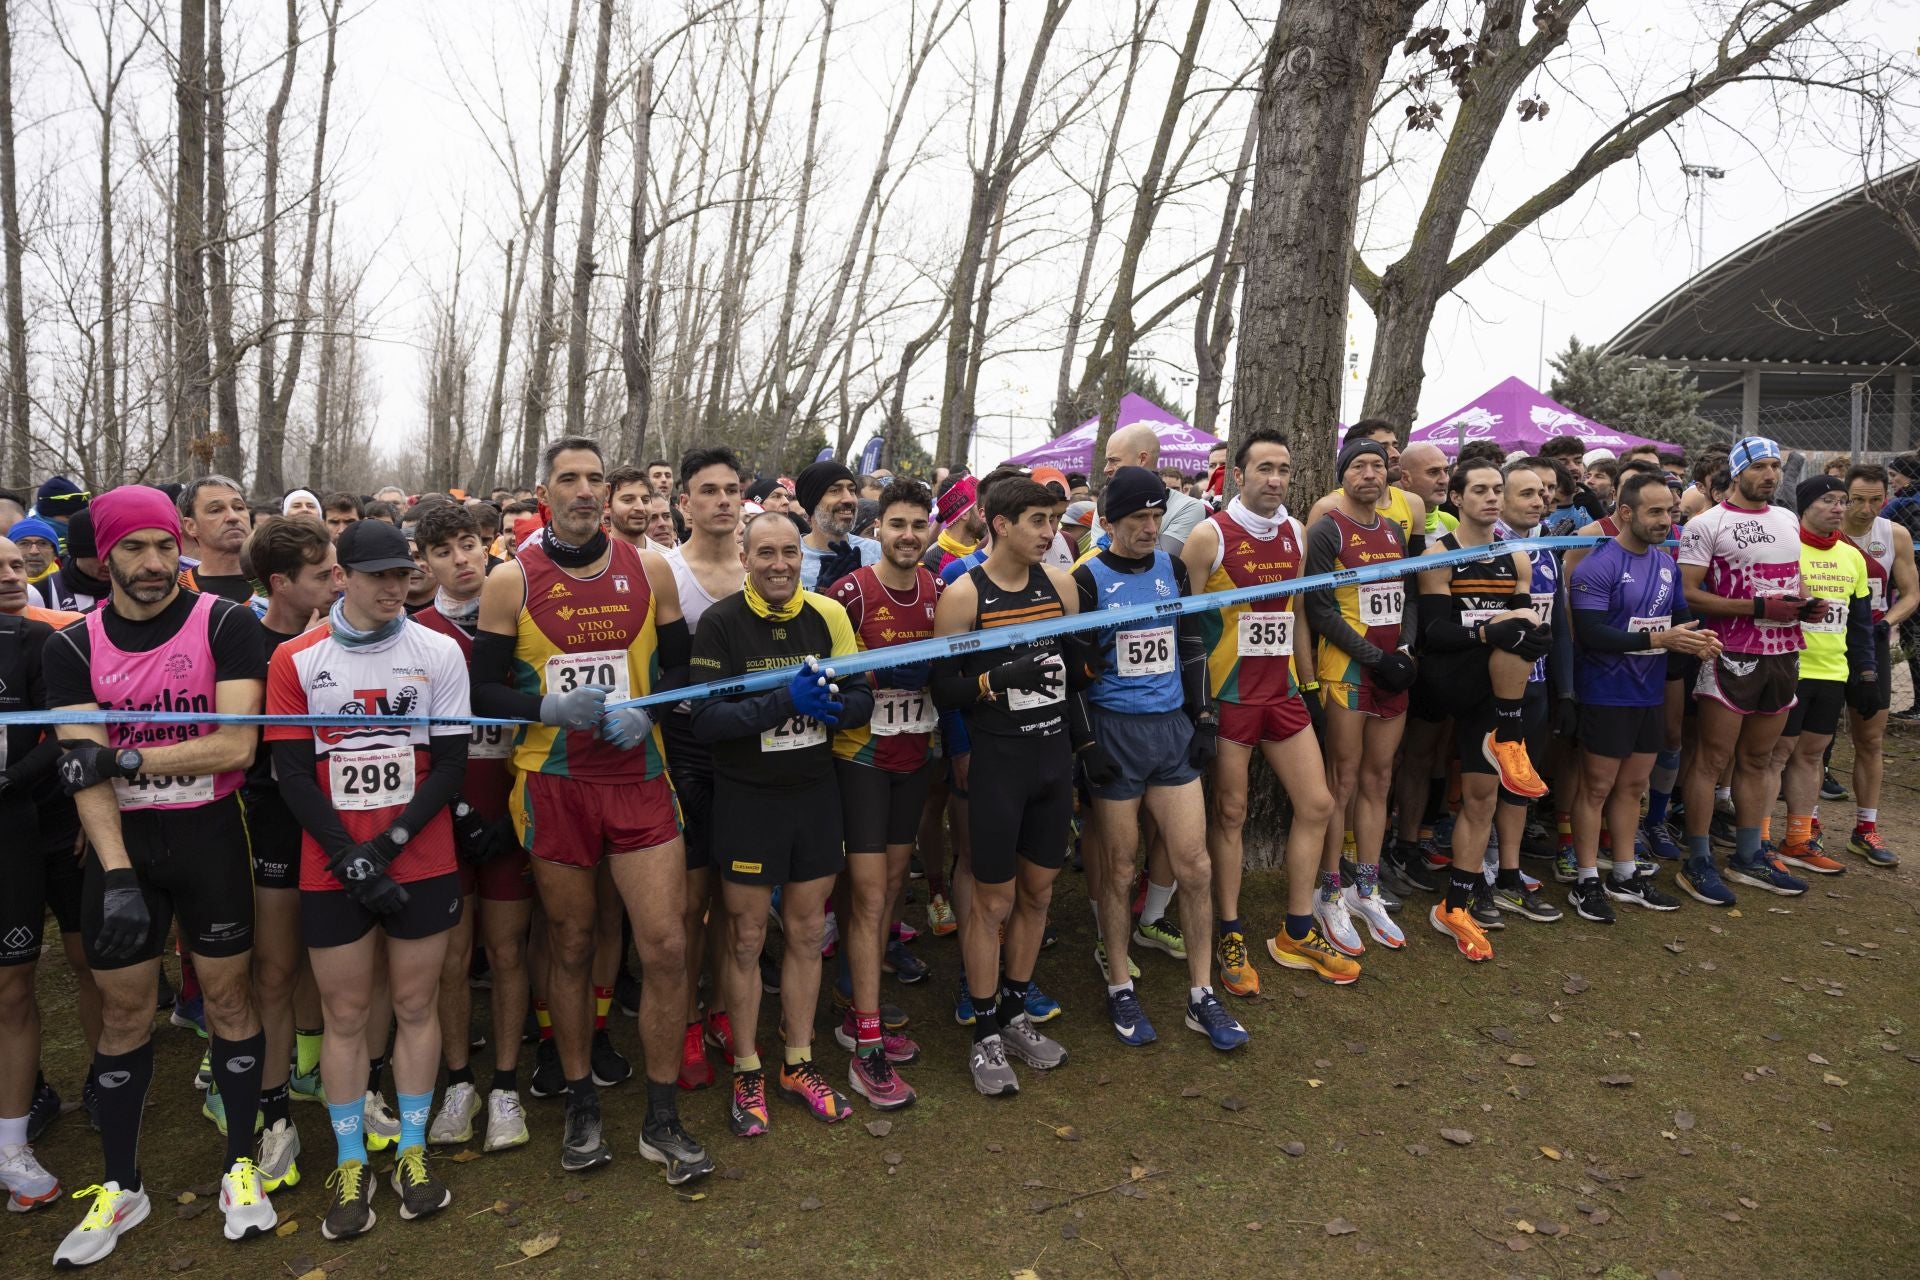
[1699, 388, 1904, 453]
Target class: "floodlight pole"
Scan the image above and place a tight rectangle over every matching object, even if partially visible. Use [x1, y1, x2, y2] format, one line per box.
[1681, 163, 1726, 275]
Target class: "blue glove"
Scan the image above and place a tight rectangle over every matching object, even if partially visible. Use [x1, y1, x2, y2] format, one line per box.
[880, 661, 931, 690]
[787, 658, 844, 727]
[598, 703, 655, 751]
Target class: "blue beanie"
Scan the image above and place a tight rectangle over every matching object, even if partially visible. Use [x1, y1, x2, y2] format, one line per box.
[8, 516, 61, 546]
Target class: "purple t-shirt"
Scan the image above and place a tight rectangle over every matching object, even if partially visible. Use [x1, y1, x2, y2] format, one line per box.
[1570, 541, 1680, 707]
[1676, 501, 1804, 656]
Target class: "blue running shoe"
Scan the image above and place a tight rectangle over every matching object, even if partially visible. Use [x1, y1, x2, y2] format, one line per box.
[953, 979, 975, 1027]
[1725, 851, 1808, 897]
[1642, 821, 1684, 861]
[1023, 985, 1062, 1024]
[1677, 856, 1736, 907]
[1184, 991, 1248, 1052]
[1106, 987, 1156, 1046]
[171, 993, 206, 1038]
[1553, 847, 1578, 884]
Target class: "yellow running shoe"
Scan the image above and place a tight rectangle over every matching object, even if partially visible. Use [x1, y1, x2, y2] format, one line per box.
[1482, 732, 1548, 799]
[1266, 926, 1360, 985]
[927, 893, 958, 937]
[1429, 903, 1494, 962]
[1216, 931, 1261, 997]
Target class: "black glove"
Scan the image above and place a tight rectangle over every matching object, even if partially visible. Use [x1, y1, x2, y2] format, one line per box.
[1551, 695, 1579, 738]
[880, 661, 931, 690]
[1370, 650, 1417, 694]
[988, 652, 1062, 697]
[328, 832, 402, 888]
[1482, 617, 1532, 652]
[57, 744, 135, 795]
[346, 873, 410, 916]
[1187, 715, 1218, 770]
[1079, 740, 1122, 789]
[1513, 625, 1553, 662]
[1848, 670, 1881, 718]
[450, 799, 511, 865]
[95, 867, 151, 960]
[1062, 634, 1106, 684]
[1301, 685, 1326, 737]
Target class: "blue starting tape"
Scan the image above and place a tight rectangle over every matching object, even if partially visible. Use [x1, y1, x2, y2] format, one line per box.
[8, 534, 1626, 728]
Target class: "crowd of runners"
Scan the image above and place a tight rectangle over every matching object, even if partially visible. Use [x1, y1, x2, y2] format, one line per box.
[0, 421, 1908, 1266]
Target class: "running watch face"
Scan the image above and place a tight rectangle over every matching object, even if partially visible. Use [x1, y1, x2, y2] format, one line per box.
[116, 748, 142, 775]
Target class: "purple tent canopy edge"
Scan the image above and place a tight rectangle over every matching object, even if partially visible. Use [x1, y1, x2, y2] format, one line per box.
[1005, 394, 1221, 472]
[1406, 376, 1676, 457]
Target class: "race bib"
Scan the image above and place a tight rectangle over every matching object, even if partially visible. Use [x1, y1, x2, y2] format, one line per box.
[1531, 591, 1555, 619]
[1459, 607, 1498, 629]
[1804, 598, 1847, 634]
[544, 650, 631, 703]
[1115, 626, 1175, 678]
[1870, 580, 1887, 615]
[113, 772, 214, 810]
[469, 722, 513, 760]
[1007, 654, 1066, 712]
[1357, 581, 1404, 627]
[1628, 615, 1669, 653]
[329, 745, 416, 812]
[873, 688, 935, 736]
[1237, 611, 1292, 657]
[761, 715, 828, 752]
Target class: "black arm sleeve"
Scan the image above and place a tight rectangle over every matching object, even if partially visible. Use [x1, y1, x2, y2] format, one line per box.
[1067, 688, 1096, 751]
[1419, 592, 1480, 653]
[1302, 518, 1384, 668]
[470, 630, 544, 721]
[1572, 607, 1653, 654]
[656, 617, 691, 674]
[689, 686, 799, 742]
[272, 739, 356, 858]
[931, 656, 980, 711]
[1846, 590, 1874, 675]
[1173, 557, 1208, 714]
[392, 735, 467, 838]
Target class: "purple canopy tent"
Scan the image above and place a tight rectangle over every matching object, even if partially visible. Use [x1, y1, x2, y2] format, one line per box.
[1005, 394, 1220, 473]
[1406, 377, 1676, 457]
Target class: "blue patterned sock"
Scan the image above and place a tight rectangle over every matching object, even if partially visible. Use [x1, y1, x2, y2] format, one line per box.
[1353, 861, 1381, 898]
[397, 1090, 431, 1152]
[327, 1098, 366, 1166]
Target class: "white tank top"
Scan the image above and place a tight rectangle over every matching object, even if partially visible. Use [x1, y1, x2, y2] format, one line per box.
[664, 545, 723, 634]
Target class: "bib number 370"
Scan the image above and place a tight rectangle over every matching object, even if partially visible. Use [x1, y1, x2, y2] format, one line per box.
[544, 650, 632, 703]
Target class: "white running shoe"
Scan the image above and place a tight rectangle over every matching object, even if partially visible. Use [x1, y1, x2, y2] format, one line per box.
[429, 1082, 479, 1146]
[256, 1119, 301, 1193]
[363, 1092, 400, 1152]
[483, 1089, 530, 1153]
[53, 1181, 149, 1267]
[1312, 891, 1364, 957]
[0, 1142, 58, 1212]
[1342, 885, 1406, 949]
[219, 1157, 278, 1240]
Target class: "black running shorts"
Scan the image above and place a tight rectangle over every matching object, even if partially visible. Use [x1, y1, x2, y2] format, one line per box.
[836, 757, 936, 853]
[711, 776, 845, 887]
[301, 872, 465, 949]
[82, 791, 256, 970]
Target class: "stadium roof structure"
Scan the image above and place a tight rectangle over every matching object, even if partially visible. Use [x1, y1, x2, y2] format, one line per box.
[1604, 164, 1920, 451]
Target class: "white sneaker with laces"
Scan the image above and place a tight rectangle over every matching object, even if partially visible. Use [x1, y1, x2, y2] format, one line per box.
[53, 1181, 149, 1267]
[483, 1089, 530, 1152]
[1312, 891, 1364, 957]
[1341, 885, 1406, 949]
[429, 1082, 479, 1146]
[219, 1157, 278, 1240]
[363, 1091, 400, 1151]
[256, 1119, 301, 1192]
[0, 1141, 58, 1211]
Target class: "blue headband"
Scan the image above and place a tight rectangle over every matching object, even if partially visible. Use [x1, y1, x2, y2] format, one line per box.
[1728, 436, 1780, 477]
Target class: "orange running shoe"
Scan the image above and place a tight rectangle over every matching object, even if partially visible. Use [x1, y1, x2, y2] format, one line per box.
[1776, 839, 1845, 876]
[1265, 926, 1360, 985]
[1482, 732, 1548, 799]
[1216, 931, 1261, 997]
[1429, 903, 1494, 961]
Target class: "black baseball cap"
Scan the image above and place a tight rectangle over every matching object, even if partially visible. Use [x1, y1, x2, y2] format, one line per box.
[336, 518, 418, 572]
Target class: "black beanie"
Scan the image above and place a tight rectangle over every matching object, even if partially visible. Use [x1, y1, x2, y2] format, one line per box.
[795, 461, 855, 519]
[1104, 466, 1169, 523]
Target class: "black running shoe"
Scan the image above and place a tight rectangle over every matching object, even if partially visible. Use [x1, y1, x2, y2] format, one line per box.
[1468, 880, 1504, 930]
[1604, 872, 1682, 911]
[1388, 843, 1444, 893]
[560, 1092, 613, 1173]
[26, 1077, 60, 1143]
[1492, 880, 1563, 923]
[614, 969, 641, 1018]
[590, 1029, 632, 1087]
[759, 954, 781, 995]
[638, 1115, 714, 1185]
[1568, 879, 1615, 924]
[529, 1038, 563, 1099]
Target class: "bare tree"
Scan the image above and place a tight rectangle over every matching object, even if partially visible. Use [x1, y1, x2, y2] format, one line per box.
[1191, 110, 1257, 436]
[518, 0, 583, 481]
[204, 0, 244, 479]
[255, 0, 299, 491]
[175, 0, 214, 471]
[564, 0, 615, 437]
[618, 58, 653, 460]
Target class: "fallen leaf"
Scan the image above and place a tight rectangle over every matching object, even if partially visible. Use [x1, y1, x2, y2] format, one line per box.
[1563, 974, 1589, 995]
[1721, 1211, 1742, 1223]
[1506, 1054, 1536, 1068]
[799, 1197, 823, 1212]
[1010, 1270, 1041, 1280]
[168, 1261, 196, 1276]
[1439, 1128, 1474, 1145]
[1345, 1040, 1368, 1054]
[1763, 1032, 1783, 1042]
[451, 1148, 482, 1162]
[1406, 1143, 1429, 1157]
[1053, 1124, 1081, 1141]
[1588, 1208, 1612, 1225]
[1665, 940, 1686, 954]
[1539, 1146, 1562, 1160]
[564, 1189, 591, 1203]
[1548, 1012, 1564, 1024]
[1599, 1074, 1635, 1087]
[516, 1232, 561, 1260]
[985, 1144, 1004, 1153]
[1675, 1110, 1696, 1131]
[1314, 1058, 1332, 1069]
[1179, 1086, 1203, 1098]
[276, 1219, 300, 1237]
[1815, 1120, 1833, 1133]
[1281, 1141, 1306, 1158]
[1699, 961, 1718, 972]
[1059, 1220, 1079, 1241]
[1323, 1217, 1359, 1236]
[1709, 924, 1726, 935]
[1245, 1221, 1263, 1232]
[1220, 1097, 1246, 1112]
[296, 1271, 327, 1280]
[175, 1191, 196, 1205]
[883, 1152, 903, 1167]
[1305, 1078, 1323, 1088]
[175, 1199, 209, 1221]
[1808, 1053, 1831, 1065]
[1661, 1130, 1677, 1140]
[1486, 1026, 1517, 1045]
[1513, 1219, 1536, 1233]
[1728, 908, 1743, 917]
[864, 1119, 892, 1138]
[1822, 1073, 1848, 1087]
[1505, 1235, 1534, 1252]
[718, 1168, 745, 1181]
[1738, 1197, 1759, 1210]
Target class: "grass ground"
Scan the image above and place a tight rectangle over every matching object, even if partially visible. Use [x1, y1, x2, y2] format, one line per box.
[10, 732, 1919, 1280]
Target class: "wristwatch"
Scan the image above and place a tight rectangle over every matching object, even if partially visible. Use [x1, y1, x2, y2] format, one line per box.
[114, 748, 142, 777]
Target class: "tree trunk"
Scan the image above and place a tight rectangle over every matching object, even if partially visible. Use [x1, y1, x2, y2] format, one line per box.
[267, 0, 339, 479]
[1191, 109, 1259, 437]
[1086, 0, 1209, 473]
[619, 60, 654, 461]
[934, 0, 1070, 466]
[96, 23, 127, 480]
[702, 0, 771, 435]
[470, 236, 520, 494]
[1053, 0, 1149, 438]
[256, 0, 299, 492]
[520, 0, 582, 480]
[175, 0, 213, 473]
[204, 0, 243, 481]
[563, 0, 614, 438]
[0, 0, 27, 482]
[764, 0, 835, 464]
[309, 203, 335, 486]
